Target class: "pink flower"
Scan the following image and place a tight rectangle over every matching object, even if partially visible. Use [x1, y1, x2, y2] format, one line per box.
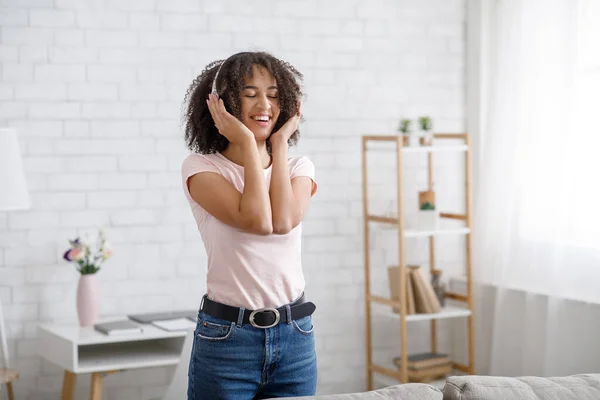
[101, 247, 113, 260]
[67, 247, 85, 261]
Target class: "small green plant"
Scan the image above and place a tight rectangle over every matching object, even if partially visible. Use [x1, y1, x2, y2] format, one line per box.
[420, 201, 435, 210]
[418, 116, 432, 131]
[398, 119, 412, 134]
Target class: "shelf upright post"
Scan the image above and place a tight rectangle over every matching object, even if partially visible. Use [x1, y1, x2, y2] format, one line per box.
[465, 134, 476, 374]
[362, 136, 374, 390]
[395, 136, 408, 383]
[428, 150, 438, 355]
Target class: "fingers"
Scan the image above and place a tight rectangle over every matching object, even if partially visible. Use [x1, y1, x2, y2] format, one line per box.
[218, 98, 228, 116]
[291, 113, 301, 128]
[215, 97, 244, 131]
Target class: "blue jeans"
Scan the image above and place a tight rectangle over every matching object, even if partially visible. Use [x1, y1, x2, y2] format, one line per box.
[187, 311, 317, 399]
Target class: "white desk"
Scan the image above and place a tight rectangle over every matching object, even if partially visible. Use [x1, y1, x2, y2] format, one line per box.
[38, 319, 192, 400]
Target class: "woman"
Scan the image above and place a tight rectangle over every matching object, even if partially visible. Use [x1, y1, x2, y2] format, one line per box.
[181, 51, 318, 399]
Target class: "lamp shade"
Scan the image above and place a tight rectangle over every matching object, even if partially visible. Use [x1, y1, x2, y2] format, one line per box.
[0, 127, 30, 211]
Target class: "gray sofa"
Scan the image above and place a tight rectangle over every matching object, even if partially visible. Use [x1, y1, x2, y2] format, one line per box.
[286, 374, 600, 400]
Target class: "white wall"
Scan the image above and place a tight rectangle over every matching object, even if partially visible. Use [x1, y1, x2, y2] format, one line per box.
[0, 0, 467, 398]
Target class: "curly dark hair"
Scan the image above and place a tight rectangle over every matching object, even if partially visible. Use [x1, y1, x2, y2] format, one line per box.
[182, 51, 304, 154]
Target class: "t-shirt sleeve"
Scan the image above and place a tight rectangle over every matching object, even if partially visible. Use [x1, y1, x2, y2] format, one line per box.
[290, 156, 318, 197]
[181, 154, 221, 202]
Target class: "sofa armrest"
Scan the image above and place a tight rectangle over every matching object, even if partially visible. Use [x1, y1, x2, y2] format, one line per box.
[269, 383, 442, 399]
[444, 374, 600, 400]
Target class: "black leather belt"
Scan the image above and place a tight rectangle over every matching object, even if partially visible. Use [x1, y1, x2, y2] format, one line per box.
[200, 294, 316, 329]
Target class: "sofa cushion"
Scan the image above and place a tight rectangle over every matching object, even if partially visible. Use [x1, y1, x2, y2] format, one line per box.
[276, 383, 442, 399]
[443, 374, 600, 400]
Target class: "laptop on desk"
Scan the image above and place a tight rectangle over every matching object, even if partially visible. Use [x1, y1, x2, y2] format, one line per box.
[128, 310, 198, 324]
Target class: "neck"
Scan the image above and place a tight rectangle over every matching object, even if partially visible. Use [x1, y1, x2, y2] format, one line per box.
[222, 139, 271, 168]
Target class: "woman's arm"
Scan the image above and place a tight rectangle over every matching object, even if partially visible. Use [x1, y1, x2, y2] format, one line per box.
[187, 94, 273, 235]
[188, 139, 272, 235]
[269, 138, 314, 235]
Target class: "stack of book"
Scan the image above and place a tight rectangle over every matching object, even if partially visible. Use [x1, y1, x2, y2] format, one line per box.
[393, 352, 452, 383]
[388, 265, 442, 315]
[94, 320, 143, 336]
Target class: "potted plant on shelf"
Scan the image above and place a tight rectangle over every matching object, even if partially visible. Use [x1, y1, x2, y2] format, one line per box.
[418, 190, 438, 230]
[398, 118, 416, 147]
[418, 116, 434, 146]
[63, 228, 113, 327]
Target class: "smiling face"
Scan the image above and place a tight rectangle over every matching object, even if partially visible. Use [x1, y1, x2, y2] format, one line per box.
[240, 64, 280, 141]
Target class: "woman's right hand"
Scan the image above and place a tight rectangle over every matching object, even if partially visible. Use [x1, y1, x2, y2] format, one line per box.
[207, 93, 254, 145]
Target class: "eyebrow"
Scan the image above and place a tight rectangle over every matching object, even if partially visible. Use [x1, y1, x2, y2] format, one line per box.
[243, 85, 278, 90]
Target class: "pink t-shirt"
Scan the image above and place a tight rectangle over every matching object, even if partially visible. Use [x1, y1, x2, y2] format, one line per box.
[181, 152, 317, 310]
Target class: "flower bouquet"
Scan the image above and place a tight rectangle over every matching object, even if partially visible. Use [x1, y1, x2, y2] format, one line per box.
[63, 228, 112, 275]
[63, 228, 113, 326]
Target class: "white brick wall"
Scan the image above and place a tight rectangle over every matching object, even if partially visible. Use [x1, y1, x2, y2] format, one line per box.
[0, 0, 466, 397]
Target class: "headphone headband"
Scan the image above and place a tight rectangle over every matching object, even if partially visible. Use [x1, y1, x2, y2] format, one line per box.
[211, 56, 232, 95]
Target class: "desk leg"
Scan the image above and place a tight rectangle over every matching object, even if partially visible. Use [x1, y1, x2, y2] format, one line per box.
[7, 382, 15, 400]
[90, 372, 103, 400]
[61, 371, 77, 400]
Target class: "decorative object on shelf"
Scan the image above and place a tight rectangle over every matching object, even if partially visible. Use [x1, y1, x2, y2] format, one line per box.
[388, 265, 444, 315]
[393, 352, 452, 383]
[430, 270, 446, 308]
[418, 116, 434, 146]
[394, 352, 450, 370]
[388, 266, 416, 315]
[418, 190, 436, 208]
[407, 362, 452, 383]
[418, 190, 438, 230]
[408, 266, 441, 314]
[398, 118, 418, 147]
[63, 228, 113, 327]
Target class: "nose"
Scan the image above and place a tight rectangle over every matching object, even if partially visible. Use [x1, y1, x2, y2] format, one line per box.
[256, 94, 270, 110]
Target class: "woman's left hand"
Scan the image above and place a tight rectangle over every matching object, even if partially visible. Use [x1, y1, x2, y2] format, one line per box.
[270, 102, 302, 146]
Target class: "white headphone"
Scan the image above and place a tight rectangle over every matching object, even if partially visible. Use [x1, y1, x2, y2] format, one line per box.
[211, 55, 233, 96]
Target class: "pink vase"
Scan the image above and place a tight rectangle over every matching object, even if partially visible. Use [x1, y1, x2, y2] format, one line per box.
[77, 274, 99, 327]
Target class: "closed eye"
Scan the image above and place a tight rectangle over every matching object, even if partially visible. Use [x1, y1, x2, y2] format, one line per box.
[244, 94, 279, 99]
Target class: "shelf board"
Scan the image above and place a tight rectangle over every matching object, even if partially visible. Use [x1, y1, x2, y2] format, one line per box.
[367, 215, 398, 224]
[367, 216, 470, 237]
[77, 341, 181, 373]
[365, 139, 468, 153]
[402, 145, 468, 153]
[405, 228, 470, 237]
[405, 306, 472, 322]
[371, 302, 472, 322]
[363, 134, 467, 144]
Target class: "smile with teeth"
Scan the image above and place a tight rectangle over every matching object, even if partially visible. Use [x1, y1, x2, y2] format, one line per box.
[252, 115, 270, 122]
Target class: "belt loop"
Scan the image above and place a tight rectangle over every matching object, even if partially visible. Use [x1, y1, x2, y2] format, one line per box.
[236, 307, 245, 327]
[285, 304, 292, 324]
[200, 294, 207, 311]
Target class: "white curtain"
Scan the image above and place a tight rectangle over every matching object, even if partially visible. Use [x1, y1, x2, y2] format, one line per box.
[473, 0, 600, 376]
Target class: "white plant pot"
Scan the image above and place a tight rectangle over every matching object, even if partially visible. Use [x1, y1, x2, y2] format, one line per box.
[420, 132, 434, 146]
[418, 210, 438, 230]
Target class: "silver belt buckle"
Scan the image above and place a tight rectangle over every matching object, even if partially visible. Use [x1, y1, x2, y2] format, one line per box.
[249, 308, 280, 329]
